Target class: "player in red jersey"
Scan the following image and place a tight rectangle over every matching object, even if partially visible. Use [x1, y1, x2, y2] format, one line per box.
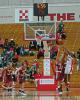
[17, 63, 26, 95]
[2, 64, 13, 91]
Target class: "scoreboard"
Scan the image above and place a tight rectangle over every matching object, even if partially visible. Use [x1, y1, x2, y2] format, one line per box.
[34, 3, 48, 16]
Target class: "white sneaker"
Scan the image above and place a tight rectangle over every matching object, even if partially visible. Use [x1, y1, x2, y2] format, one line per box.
[19, 90, 26, 96]
[59, 91, 62, 95]
[20, 92, 27, 96]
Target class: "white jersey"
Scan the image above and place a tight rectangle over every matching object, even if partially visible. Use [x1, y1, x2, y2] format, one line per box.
[65, 55, 73, 74]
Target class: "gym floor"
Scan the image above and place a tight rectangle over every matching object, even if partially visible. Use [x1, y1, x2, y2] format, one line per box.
[0, 88, 80, 100]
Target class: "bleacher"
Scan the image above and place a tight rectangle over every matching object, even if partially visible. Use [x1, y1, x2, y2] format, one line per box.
[0, 24, 29, 45]
[64, 22, 80, 51]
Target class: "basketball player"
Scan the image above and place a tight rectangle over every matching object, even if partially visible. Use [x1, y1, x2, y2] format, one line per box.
[17, 63, 26, 95]
[64, 54, 73, 91]
[2, 63, 13, 92]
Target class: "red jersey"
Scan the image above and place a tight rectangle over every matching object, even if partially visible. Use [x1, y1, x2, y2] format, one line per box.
[17, 67, 26, 84]
[4, 69, 13, 83]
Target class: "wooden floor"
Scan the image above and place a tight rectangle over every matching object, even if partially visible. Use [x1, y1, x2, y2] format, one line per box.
[0, 88, 80, 100]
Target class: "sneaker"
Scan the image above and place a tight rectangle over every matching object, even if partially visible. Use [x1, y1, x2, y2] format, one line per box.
[21, 92, 26, 96]
[19, 90, 26, 96]
[58, 87, 63, 95]
[59, 91, 62, 95]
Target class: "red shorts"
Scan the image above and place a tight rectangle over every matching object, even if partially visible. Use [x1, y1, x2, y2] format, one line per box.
[19, 76, 25, 84]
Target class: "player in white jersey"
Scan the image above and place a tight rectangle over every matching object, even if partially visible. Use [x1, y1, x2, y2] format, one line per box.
[64, 54, 73, 91]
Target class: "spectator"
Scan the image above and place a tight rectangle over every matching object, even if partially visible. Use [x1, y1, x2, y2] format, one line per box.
[0, 55, 3, 67]
[37, 48, 44, 59]
[29, 40, 37, 50]
[12, 52, 19, 66]
[4, 39, 9, 50]
[27, 68, 35, 82]
[23, 45, 29, 56]
[31, 59, 39, 74]
[15, 45, 21, 55]
[8, 39, 15, 50]
[20, 45, 25, 56]
[24, 60, 29, 67]
[37, 40, 44, 50]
